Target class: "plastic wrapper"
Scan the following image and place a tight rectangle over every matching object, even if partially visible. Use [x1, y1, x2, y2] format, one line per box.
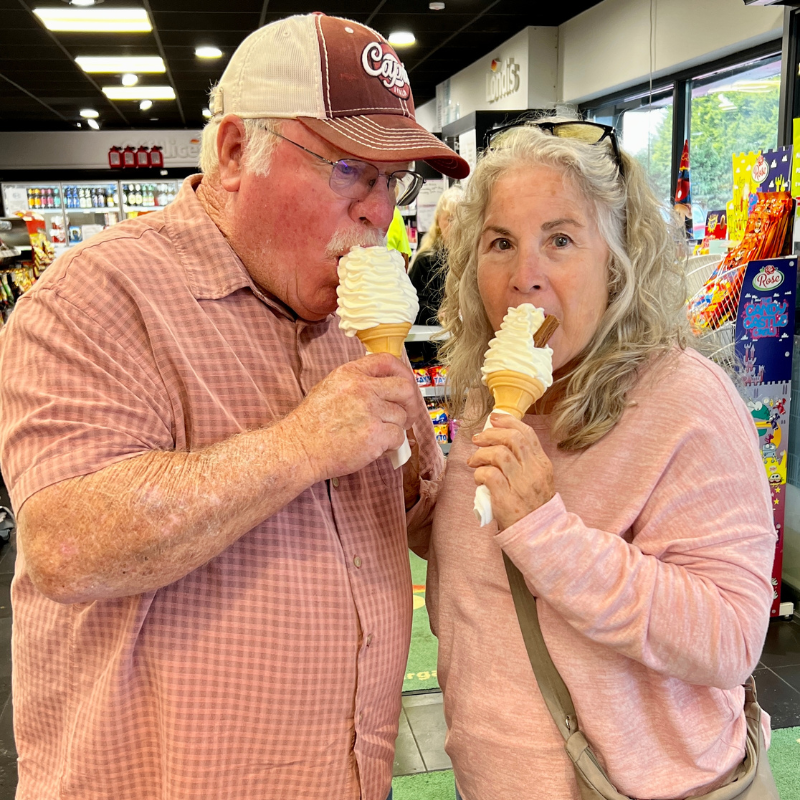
[687, 192, 793, 332]
[413, 368, 432, 387]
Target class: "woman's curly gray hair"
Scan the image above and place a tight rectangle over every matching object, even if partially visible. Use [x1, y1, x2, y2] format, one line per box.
[438, 115, 689, 450]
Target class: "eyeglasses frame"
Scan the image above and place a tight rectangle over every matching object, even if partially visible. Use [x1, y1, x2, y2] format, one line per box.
[265, 128, 425, 207]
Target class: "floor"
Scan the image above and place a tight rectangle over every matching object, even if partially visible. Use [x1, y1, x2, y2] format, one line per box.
[0, 523, 797, 794]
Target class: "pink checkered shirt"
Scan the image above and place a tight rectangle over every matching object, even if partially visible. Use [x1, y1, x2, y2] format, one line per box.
[0, 175, 443, 800]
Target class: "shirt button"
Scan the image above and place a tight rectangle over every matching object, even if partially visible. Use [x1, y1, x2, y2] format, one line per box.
[353, 555, 362, 568]
[366, 634, 373, 647]
[331, 477, 340, 488]
[358, 712, 364, 723]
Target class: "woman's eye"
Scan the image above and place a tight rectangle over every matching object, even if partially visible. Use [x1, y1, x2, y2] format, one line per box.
[552, 234, 571, 248]
[492, 238, 512, 251]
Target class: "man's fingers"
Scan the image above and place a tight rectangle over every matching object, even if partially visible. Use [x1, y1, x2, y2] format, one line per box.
[369, 376, 421, 422]
[353, 352, 409, 378]
[374, 398, 408, 429]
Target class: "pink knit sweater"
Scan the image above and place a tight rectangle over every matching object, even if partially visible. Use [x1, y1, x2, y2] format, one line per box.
[426, 347, 775, 800]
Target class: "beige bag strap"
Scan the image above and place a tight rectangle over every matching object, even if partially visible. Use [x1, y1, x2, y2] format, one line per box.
[502, 553, 778, 800]
[503, 553, 628, 800]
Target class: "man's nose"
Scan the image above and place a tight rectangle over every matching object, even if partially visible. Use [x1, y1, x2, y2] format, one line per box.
[351, 180, 396, 232]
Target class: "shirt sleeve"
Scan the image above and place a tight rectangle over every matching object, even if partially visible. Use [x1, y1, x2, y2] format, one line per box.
[495, 379, 775, 689]
[0, 285, 174, 512]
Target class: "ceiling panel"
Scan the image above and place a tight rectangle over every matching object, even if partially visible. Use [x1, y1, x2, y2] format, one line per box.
[0, 0, 602, 132]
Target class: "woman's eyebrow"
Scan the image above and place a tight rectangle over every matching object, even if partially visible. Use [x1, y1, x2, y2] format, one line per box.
[480, 224, 514, 238]
[542, 217, 583, 231]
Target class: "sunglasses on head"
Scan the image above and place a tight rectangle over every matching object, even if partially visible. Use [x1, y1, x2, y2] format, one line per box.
[485, 120, 624, 179]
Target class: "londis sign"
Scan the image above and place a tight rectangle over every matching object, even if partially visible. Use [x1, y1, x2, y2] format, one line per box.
[753, 263, 784, 291]
[486, 57, 520, 104]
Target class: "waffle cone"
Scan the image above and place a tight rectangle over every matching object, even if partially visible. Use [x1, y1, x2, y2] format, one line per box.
[356, 322, 413, 358]
[486, 370, 547, 419]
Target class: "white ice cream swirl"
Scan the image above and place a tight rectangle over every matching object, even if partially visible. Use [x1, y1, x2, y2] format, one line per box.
[480, 304, 554, 387]
[336, 246, 419, 335]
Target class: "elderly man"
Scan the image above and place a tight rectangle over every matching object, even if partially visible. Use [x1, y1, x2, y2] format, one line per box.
[0, 13, 468, 800]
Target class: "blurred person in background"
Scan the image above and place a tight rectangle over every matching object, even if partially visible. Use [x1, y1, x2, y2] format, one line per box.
[409, 185, 464, 325]
[387, 206, 413, 270]
[425, 117, 776, 800]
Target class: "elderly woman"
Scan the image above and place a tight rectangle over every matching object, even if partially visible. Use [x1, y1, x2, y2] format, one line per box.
[425, 118, 776, 800]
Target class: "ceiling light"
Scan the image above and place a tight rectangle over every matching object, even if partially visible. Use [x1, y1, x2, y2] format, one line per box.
[79, 108, 99, 118]
[75, 56, 164, 73]
[70, 0, 98, 6]
[195, 46, 222, 58]
[139, 99, 153, 111]
[121, 73, 138, 86]
[34, 8, 151, 32]
[429, 2, 445, 8]
[388, 31, 415, 46]
[86, 118, 100, 130]
[202, 108, 212, 118]
[102, 85, 175, 100]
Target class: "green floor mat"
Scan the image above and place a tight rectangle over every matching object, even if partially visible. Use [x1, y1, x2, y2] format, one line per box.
[393, 769, 454, 799]
[392, 728, 800, 799]
[769, 725, 800, 799]
[404, 551, 440, 692]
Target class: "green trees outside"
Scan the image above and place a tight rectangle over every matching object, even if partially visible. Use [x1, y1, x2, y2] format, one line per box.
[622, 84, 780, 228]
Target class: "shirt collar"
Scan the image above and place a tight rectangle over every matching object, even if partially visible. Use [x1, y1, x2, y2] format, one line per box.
[164, 174, 300, 322]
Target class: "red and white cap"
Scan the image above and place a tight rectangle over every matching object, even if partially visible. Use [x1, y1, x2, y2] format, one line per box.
[211, 12, 469, 180]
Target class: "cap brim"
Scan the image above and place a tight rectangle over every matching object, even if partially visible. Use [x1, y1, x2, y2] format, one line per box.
[297, 115, 470, 180]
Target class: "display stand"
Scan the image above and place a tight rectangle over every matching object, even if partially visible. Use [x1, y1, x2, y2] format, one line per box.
[733, 256, 797, 617]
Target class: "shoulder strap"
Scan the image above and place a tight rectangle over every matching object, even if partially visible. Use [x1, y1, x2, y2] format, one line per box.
[502, 552, 578, 740]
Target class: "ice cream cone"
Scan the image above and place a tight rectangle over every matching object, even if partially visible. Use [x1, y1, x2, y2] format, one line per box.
[485, 370, 547, 419]
[356, 322, 413, 358]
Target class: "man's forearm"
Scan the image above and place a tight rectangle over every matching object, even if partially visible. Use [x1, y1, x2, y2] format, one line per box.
[20, 420, 315, 603]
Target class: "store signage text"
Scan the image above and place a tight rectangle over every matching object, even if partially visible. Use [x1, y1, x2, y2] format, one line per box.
[486, 57, 520, 104]
[741, 298, 789, 340]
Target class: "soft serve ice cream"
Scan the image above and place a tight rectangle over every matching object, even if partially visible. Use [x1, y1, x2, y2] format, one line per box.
[336, 246, 419, 340]
[336, 246, 420, 467]
[480, 304, 553, 390]
[474, 304, 556, 525]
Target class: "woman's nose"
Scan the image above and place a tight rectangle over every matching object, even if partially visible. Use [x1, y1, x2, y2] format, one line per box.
[512, 249, 545, 294]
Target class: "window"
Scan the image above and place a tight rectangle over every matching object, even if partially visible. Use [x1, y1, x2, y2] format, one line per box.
[689, 54, 781, 231]
[585, 86, 674, 206]
[581, 43, 781, 240]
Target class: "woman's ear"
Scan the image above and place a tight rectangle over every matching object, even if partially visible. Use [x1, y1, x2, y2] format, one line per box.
[216, 115, 247, 193]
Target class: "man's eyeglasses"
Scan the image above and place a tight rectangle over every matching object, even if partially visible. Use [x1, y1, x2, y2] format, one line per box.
[267, 129, 425, 206]
[486, 120, 624, 179]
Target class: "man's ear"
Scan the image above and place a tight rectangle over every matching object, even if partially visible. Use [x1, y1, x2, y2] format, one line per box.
[216, 115, 247, 192]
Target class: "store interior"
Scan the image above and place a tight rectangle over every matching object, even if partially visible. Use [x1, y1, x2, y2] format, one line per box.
[2, 0, 800, 798]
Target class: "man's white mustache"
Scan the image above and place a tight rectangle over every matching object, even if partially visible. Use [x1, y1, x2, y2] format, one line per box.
[325, 227, 385, 260]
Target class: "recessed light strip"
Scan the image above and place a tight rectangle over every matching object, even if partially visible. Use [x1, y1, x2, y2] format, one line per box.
[33, 8, 152, 32]
[75, 56, 165, 73]
[103, 86, 176, 101]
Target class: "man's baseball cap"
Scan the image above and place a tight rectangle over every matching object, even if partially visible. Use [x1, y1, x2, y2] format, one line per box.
[211, 12, 470, 180]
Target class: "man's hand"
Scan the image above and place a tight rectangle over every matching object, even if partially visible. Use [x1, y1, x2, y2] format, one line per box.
[468, 413, 555, 531]
[282, 353, 423, 483]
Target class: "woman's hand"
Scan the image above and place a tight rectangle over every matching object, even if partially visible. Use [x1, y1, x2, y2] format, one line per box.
[468, 413, 555, 531]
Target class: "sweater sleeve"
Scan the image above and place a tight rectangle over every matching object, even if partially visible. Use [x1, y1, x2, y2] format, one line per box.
[495, 363, 775, 689]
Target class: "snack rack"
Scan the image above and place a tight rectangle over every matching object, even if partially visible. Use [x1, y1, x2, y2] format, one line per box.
[405, 324, 453, 454]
